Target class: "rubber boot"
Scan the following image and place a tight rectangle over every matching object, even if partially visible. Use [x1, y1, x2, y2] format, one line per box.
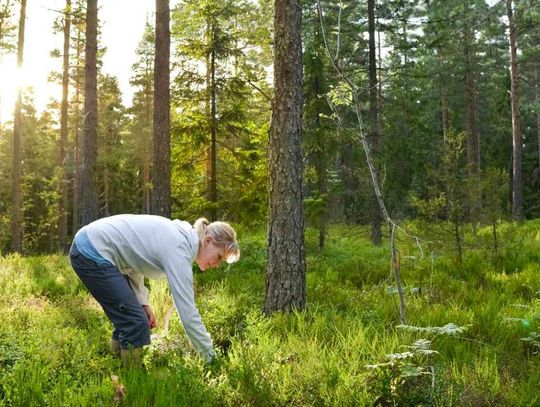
[110, 338, 121, 357]
[120, 347, 144, 369]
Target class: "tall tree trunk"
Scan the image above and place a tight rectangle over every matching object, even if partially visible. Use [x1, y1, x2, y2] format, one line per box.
[142, 68, 152, 214]
[58, 0, 71, 251]
[78, 0, 99, 227]
[315, 145, 328, 249]
[376, 15, 383, 141]
[441, 91, 449, 143]
[463, 31, 480, 174]
[463, 4, 481, 221]
[368, 0, 381, 245]
[209, 46, 217, 221]
[507, 0, 522, 220]
[264, 0, 306, 314]
[72, 26, 83, 234]
[102, 123, 111, 216]
[205, 22, 217, 222]
[10, 0, 26, 253]
[103, 166, 110, 216]
[151, 0, 171, 218]
[313, 64, 327, 248]
[437, 48, 450, 144]
[204, 49, 212, 220]
[314, 71, 327, 249]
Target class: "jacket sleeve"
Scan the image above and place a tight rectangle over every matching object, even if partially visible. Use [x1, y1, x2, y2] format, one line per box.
[162, 254, 216, 361]
[125, 270, 149, 306]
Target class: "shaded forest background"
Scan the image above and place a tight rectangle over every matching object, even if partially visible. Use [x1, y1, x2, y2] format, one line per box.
[1, 0, 540, 254]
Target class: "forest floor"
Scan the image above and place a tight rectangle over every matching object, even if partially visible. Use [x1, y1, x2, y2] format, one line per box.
[1, 221, 539, 406]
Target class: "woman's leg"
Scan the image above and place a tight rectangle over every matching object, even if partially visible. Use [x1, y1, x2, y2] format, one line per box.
[69, 243, 150, 365]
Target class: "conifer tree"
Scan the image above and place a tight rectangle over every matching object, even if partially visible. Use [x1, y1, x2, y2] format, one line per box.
[78, 0, 99, 227]
[152, 0, 171, 218]
[264, 0, 306, 314]
[10, 0, 26, 252]
[58, 0, 71, 251]
[130, 20, 154, 213]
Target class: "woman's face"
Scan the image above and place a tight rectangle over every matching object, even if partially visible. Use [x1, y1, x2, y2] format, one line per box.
[195, 237, 225, 271]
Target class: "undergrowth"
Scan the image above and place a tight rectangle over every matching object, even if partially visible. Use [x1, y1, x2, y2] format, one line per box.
[0, 222, 539, 406]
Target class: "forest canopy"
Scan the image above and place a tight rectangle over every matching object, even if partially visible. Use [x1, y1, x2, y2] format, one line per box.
[0, 0, 539, 253]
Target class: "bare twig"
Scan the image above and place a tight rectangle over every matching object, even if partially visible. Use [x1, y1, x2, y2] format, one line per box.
[246, 79, 271, 101]
[391, 224, 407, 324]
[334, 0, 342, 62]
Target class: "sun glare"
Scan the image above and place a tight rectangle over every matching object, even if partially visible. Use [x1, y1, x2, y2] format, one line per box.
[0, 58, 26, 121]
[0, 56, 61, 123]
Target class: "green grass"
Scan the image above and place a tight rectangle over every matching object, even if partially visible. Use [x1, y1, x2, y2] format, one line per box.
[1, 222, 539, 406]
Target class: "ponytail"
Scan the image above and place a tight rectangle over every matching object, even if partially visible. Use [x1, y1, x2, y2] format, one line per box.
[194, 218, 210, 242]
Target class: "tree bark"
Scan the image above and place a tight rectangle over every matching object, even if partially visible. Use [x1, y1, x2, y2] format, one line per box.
[310, 23, 327, 248]
[151, 0, 171, 218]
[78, 0, 99, 227]
[507, 0, 522, 220]
[368, 0, 381, 245]
[316, 147, 327, 249]
[463, 22, 480, 175]
[463, 2, 481, 221]
[58, 0, 71, 251]
[205, 40, 217, 221]
[143, 60, 152, 214]
[210, 46, 217, 220]
[314, 84, 327, 248]
[204, 49, 212, 220]
[437, 47, 450, 144]
[264, 0, 306, 314]
[10, 0, 26, 253]
[72, 27, 83, 234]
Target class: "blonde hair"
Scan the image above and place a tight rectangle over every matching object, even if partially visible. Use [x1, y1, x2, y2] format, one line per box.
[194, 218, 240, 263]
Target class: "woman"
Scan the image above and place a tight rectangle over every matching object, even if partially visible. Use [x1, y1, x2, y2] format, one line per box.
[69, 214, 240, 368]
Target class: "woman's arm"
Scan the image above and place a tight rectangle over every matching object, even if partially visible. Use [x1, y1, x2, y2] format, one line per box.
[162, 254, 216, 361]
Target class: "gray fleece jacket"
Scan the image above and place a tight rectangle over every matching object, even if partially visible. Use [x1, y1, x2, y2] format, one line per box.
[84, 214, 215, 360]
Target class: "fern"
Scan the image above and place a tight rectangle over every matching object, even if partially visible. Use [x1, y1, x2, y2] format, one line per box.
[396, 322, 470, 336]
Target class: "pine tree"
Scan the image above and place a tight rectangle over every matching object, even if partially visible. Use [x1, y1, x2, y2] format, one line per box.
[171, 0, 271, 222]
[10, 0, 26, 252]
[264, 0, 306, 314]
[129, 20, 154, 214]
[69, 0, 87, 233]
[303, 0, 334, 247]
[152, 0, 171, 218]
[78, 0, 99, 227]
[97, 74, 128, 216]
[507, 0, 523, 220]
[368, 0, 382, 244]
[58, 0, 71, 251]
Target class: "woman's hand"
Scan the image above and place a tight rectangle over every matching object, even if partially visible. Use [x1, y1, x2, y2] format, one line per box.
[142, 304, 157, 329]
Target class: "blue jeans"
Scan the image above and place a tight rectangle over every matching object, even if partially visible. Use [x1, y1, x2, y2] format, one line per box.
[69, 242, 150, 349]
